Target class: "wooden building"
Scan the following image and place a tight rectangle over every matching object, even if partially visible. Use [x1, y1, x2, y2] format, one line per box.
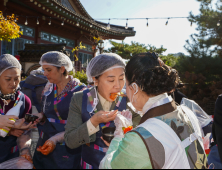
[0, 0, 135, 74]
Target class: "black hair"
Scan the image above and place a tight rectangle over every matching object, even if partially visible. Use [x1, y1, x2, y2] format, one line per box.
[56, 67, 68, 76]
[125, 52, 179, 96]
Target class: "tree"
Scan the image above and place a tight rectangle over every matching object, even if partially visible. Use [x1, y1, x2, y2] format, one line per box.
[104, 40, 167, 59]
[186, 0, 222, 58]
[0, 11, 23, 42]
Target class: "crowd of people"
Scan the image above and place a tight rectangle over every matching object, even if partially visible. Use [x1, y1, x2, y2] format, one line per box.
[0, 51, 221, 169]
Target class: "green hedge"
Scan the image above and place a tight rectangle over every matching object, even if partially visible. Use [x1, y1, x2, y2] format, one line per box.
[72, 70, 88, 85]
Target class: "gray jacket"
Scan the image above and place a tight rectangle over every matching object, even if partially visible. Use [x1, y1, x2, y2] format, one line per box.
[64, 87, 141, 149]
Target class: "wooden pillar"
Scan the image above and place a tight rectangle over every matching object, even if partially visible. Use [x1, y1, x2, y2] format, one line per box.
[0, 41, 2, 55]
[0, 0, 6, 11]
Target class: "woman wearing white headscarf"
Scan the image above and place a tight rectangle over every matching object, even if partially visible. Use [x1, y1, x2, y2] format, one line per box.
[32, 51, 86, 169]
[64, 53, 141, 169]
[0, 54, 33, 163]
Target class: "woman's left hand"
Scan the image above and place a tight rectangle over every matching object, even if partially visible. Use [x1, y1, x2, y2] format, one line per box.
[120, 109, 132, 120]
[9, 129, 24, 137]
[101, 137, 110, 147]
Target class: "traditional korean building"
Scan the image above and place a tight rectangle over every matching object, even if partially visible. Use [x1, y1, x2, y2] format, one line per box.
[0, 0, 135, 73]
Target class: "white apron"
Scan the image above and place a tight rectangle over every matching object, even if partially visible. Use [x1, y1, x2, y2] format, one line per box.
[137, 100, 204, 169]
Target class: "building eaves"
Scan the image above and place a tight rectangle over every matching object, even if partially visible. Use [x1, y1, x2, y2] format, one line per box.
[32, 0, 136, 37]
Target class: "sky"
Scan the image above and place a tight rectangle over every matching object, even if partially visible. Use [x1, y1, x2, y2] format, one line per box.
[80, 0, 202, 55]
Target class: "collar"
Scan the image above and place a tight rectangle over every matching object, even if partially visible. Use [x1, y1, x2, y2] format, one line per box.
[98, 93, 112, 108]
[142, 93, 169, 115]
[140, 97, 177, 125]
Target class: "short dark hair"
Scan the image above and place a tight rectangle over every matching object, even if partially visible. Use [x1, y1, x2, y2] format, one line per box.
[56, 67, 68, 76]
[125, 52, 179, 96]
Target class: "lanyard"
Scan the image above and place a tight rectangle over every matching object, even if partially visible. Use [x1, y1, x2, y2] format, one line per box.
[0, 91, 22, 115]
[53, 83, 83, 120]
[54, 84, 65, 120]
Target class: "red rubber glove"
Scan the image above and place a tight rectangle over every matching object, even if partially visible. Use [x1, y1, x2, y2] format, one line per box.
[37, 140, 56, 155]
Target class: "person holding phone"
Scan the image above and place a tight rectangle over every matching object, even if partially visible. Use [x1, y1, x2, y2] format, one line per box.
[0, 54, 33, 163]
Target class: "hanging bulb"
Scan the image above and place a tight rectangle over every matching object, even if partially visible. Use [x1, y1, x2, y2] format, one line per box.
[76, 22, 79, 26]
[125, 19, 128, 29]
[217, 20, 220, 26]
[5, 13, 7, 21]
[90, 24, 92, 28]
[37, 17, 39, 25]
[107, 19, 110, 30]
[190, 21, 193, 27]
[146, 18, 149, 27]
[48, 17, 51, 25]
[14, 15, 17, 22]
[165, 19, 169, 26]
[25, 17, 28, 25]
[61, 20, 64, 26]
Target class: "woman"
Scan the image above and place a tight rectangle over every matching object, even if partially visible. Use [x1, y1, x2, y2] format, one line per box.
[33, 51, 86, 169]
[209, 94, 222, 169]
[64, 53, 141, 169]
[0, 54, 33, 163]
[100, 52, 208, 169]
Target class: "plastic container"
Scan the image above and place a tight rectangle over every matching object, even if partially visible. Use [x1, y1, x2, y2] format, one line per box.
[0, 157, 33, 169]
[0, 101, 23, 137]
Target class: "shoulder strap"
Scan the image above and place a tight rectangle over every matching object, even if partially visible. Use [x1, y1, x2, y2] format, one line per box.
[136, 118, 191, 169]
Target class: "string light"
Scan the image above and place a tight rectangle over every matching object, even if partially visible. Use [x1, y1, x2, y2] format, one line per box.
[14, 15, 17, 22]
[146, 18, 149, 27]
[90, 24, 93, 27]
[107, 18, 110, 30]
[190, 21, 193, 27]
[165, 18, 169, 26]
[5, 13, 7, 21]
[76, 22, 79, 26]
[61, 20, 64, 26]
[217, 20, 220, 26]
[37, 17, 39, 25]
[48, 17, 51, 25]
[25, 17, 28, 25]
[125, 18, 128, 29]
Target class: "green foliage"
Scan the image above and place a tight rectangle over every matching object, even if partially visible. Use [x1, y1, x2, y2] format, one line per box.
[159, 54, 179, 68]
[72, 70, 88, 84]
[186, 0, 222, 58]
[175, 55, 222, 82]
[104, 40, 167, 59]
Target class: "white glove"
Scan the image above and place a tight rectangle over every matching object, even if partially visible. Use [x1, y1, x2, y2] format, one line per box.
[114, 110, 133, 138]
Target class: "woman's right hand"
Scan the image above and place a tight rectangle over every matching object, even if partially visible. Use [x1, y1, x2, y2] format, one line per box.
[32, 113, 44, 124]
[90, 110, 118, 128]
[0, 115, 18, 130]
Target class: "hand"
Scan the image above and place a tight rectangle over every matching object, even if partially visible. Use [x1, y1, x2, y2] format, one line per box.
[20, 148, 33, 164]
[9, 128, 24, 137]
[90, 110, 118, 128]
[114, 114, 133, 138]
[101, 137, 110, 147]
[32, 113, 43, 124]
[120, 109, 132, 120]
[37, 140, 56, 155]
[20, 154, 33, 164]
[14, 118, 36, 130]
[0, 115, 18, 130]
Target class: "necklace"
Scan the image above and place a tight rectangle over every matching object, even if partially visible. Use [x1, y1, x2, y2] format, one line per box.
[0, 91, 22, 115]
